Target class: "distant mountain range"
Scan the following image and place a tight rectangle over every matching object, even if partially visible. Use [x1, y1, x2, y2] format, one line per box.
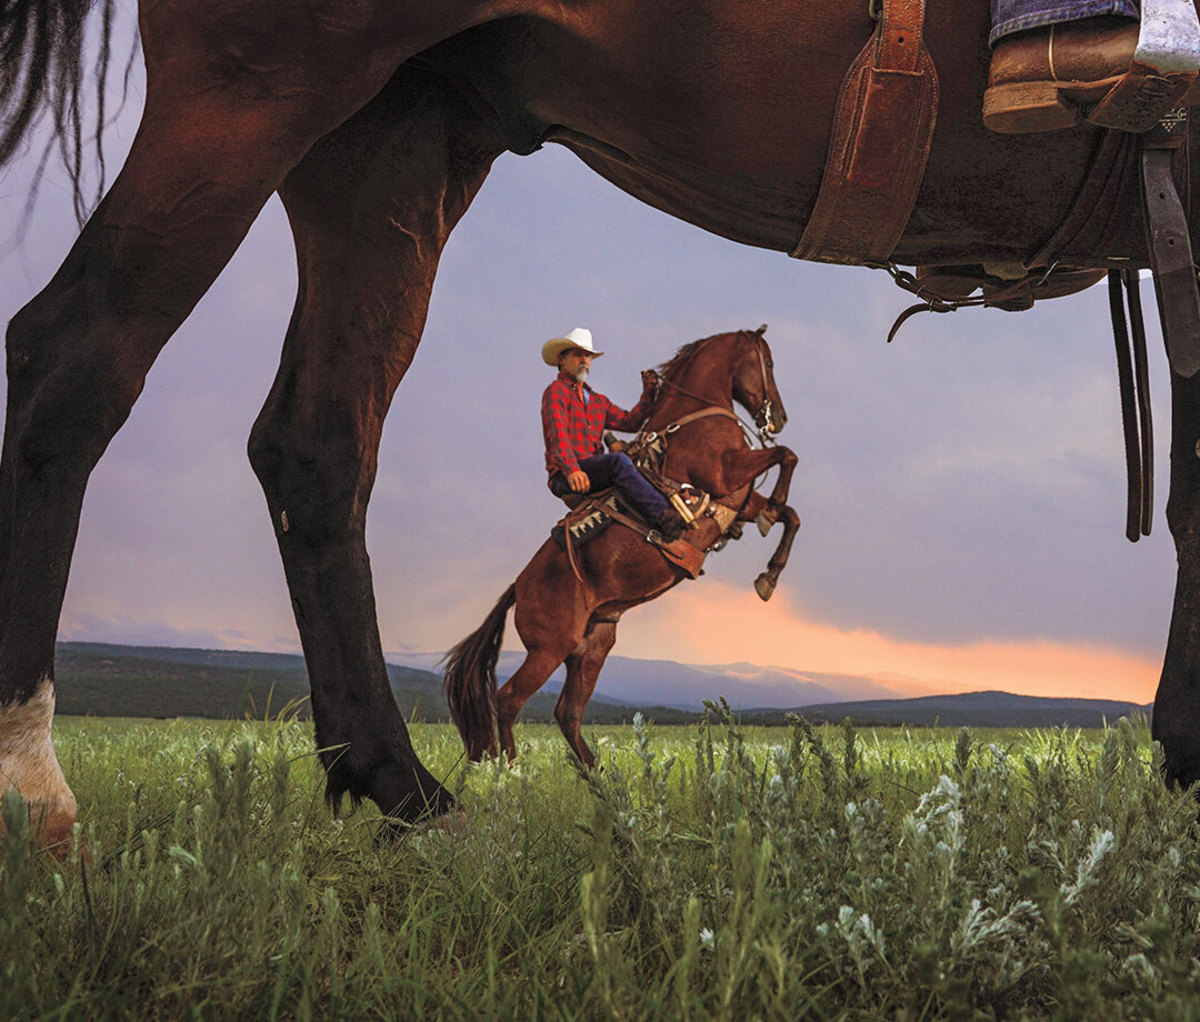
[764, 690, 1151, 729]
[53, 642, 663, 724]
[51, 642, 1149, 728]
[387, 651, 904, 709]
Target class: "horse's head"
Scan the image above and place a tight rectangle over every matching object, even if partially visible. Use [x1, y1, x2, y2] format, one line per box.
[732, 325, 786, 439]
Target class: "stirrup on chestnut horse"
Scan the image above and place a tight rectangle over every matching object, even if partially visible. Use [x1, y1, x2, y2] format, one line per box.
[984, 1, 1200, 134]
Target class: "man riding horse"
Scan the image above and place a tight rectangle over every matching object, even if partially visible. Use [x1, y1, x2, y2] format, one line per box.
[541, 328, 684, 539]
[986, 0, 1200, 133]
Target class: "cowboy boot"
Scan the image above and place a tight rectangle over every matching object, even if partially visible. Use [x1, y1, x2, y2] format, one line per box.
[984, 17, 1144, 133]
[984, 10, 1200, 135]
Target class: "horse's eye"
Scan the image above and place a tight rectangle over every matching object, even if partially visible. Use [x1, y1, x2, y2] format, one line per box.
[766, 360, 773, 369]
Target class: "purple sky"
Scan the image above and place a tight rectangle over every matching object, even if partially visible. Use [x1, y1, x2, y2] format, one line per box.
[0, 42, 1178, 701]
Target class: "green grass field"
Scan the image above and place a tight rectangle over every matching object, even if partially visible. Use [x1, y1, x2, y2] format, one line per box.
[4, 711, 1199, 1019]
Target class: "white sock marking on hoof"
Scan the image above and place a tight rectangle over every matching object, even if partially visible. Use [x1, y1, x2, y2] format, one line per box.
[0, 677, 77, 848]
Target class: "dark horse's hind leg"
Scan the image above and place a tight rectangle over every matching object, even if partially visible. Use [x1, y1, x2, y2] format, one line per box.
[249, 70, 503, 819]
[556, 615, 621, 767]
[1154, 369, 1200, 788]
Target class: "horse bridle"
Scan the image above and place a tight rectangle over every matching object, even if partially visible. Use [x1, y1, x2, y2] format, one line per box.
[653, 331, 778, 444]
[750, 336, 777, 442]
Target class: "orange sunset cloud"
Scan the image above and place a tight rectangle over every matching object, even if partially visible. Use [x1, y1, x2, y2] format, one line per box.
[617, 581, 1158, 705]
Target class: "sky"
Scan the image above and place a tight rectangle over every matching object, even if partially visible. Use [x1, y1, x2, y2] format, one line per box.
[0, 29, 1178, 705]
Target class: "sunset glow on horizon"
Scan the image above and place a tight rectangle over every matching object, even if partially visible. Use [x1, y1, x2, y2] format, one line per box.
[618, 582, 1160, 705]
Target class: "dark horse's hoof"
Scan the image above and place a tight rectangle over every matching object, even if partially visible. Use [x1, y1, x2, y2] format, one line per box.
[754, 573, 776, 601]
[375, 808, 468, 845]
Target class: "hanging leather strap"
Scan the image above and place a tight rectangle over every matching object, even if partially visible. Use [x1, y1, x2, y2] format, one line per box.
[1109, 269, 1154, 542]
[1142, 115, 1200, 379]
[791, 0, 938, 265]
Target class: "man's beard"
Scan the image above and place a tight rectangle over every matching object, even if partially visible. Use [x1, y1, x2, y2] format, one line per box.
[572, 366, 590, 384]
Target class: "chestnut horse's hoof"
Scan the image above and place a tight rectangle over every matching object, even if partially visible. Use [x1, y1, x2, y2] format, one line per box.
[754, 573, 776, 601]
[756, 512, 774, 537]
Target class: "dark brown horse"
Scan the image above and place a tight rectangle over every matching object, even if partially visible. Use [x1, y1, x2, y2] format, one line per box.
[5, 0, 1200, 851]
[443, 327, 799, 765]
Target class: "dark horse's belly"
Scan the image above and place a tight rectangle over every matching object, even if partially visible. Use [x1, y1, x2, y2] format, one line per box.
[422, 1, 1175, 267]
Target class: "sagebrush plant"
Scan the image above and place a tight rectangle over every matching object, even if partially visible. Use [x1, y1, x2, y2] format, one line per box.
[2, 708, 1199, 1019]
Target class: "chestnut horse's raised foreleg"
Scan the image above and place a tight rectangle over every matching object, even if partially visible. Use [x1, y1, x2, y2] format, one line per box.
[716, 444, 799, 517]
[555, 614, 621, 767]
[249, 70, 503, 819]
[688, 442, 800, 601]
[737, 491, 801, 602]
[0, 18, 416, 851]
[1153, 369, 1200, 788]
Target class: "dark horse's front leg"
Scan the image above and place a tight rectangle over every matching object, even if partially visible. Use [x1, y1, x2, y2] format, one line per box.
[249, 70, 503, 820]
[0, 5, 423, 850]
[1154, 369, 1200, 787]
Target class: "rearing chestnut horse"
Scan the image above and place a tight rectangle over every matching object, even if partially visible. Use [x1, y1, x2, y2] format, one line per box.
[444, 327, 799, 765]
[6, 0, 1200, 850]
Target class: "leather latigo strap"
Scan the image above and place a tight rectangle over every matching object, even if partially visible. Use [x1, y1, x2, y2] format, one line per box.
[1141, 118, 1200, 379]
[792, 0, 938, 265]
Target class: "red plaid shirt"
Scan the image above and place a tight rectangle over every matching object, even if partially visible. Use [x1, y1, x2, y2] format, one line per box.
[542, 371, 655, 478]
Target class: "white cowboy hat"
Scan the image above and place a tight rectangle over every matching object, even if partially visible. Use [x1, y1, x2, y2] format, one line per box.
[542, 327, 605, 366]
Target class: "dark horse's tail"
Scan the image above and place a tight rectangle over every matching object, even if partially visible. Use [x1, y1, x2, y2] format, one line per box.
[2, 0, 124, 217]
[443, 584, 516, 760]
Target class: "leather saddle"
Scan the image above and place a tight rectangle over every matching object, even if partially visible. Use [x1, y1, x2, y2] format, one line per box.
[551, 491, 620, 550]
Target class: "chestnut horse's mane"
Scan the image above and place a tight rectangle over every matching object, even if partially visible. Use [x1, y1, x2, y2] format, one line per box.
[653, 330, 751, 381]
[653, 335, 709, 380]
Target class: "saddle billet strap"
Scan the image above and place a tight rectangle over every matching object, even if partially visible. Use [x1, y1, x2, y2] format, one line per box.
[1142, 119, 1200, 379]
[790, 0, 938, 265]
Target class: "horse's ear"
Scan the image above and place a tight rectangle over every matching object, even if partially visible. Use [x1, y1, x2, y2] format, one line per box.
[756, 323, 768, 335]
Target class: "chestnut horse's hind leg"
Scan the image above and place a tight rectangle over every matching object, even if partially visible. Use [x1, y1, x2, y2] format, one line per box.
[495, 576, 591, 760]
[0, 28, 410, 848]
[249, 70, 503, 820]
[556, 615, 621, 767]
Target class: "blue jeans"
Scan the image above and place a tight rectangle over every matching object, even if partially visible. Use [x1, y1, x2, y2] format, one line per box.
[991, 0, 1138, 44]
[549, 452, 670, 524]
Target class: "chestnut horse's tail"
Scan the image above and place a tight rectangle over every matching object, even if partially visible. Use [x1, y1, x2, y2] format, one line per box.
[443, 583, 516, 760]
